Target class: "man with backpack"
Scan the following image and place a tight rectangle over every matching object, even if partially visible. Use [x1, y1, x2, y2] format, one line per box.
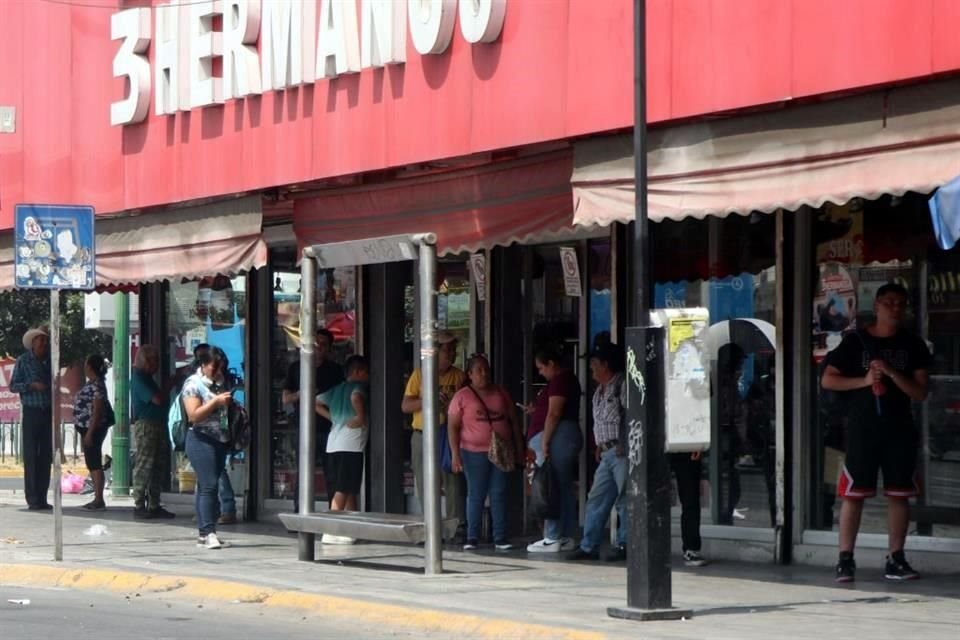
[821, 283, 930, 582]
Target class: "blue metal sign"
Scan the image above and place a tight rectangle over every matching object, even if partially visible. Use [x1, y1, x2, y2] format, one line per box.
[14, 204, 96, 290]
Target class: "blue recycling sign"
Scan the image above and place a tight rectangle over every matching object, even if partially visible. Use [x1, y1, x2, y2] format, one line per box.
[14, 204, 96, 290]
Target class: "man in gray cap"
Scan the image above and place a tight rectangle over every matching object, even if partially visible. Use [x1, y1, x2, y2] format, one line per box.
[10, 326, 53, 510]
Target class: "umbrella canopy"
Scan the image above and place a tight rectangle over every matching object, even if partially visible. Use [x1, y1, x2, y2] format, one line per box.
[706, 319, 776, 361]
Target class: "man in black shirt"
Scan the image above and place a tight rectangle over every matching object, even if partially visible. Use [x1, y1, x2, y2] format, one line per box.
[283, 328, 344, 511]
[822, 283, 930, 583]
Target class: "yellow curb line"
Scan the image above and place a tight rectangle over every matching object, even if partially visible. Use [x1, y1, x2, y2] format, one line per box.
[0, 564, 606, 640]
[0, 470, 24, 478]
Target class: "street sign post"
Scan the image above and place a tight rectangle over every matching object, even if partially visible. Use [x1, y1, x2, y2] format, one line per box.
[607, 0, 692, 622]
[15, 204, 96, 562]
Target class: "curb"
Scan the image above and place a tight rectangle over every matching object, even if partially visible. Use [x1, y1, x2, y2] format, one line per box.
[0, 563, 606, 640]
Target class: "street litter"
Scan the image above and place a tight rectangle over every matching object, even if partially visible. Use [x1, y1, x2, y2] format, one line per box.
[83, 524, 111, 537]
[8, 599, 31, 606]
[61, 472, 85, 494]
[1, 537, 24, 545]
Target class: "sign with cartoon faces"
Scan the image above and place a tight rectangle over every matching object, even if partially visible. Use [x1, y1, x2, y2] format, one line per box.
[14, 204, 95, 290]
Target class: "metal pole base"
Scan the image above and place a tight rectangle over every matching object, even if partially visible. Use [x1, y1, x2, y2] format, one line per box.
[608, 606, 693, 622]
[297, 533, 316, 561]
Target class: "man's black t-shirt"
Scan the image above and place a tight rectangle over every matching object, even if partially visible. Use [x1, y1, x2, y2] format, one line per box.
[283, 359, 344, 433]
[825, 329, 930, 431]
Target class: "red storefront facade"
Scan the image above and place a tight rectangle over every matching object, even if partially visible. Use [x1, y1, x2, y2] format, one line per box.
[3, 0, 960, 568]
[3, 0, 960, 228]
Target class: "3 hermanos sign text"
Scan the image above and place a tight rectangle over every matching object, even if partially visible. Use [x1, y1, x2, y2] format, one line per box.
[111, 0, 507, 126]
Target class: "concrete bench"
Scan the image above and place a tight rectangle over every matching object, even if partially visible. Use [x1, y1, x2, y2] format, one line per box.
[279, 511, 460, 545]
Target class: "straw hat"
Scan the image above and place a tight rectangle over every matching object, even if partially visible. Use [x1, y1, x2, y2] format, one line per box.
[22, 327, 49, 351]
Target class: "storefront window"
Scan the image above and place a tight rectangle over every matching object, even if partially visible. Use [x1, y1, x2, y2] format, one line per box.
[653, 214, 778, 529]
[811, 194, 960, 538]
[268, 260, 357, 500]
[531, 245, 582, 372]
[438, 261, 471, 368]
[589, 239, 612, 349]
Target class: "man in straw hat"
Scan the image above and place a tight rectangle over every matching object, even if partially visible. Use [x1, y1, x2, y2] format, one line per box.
[402, 330, 467, 542]
[10, 326, 53, 510]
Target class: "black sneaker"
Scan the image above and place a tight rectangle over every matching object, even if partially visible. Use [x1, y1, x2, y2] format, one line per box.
[567, 547, 599, 561]
[604, 545, 627, 562]
[133, 505, 150, 519]
[835, 553, 856, 583]
[884, 552, 919, 581]
[682, 550, 708, 567]
[148, 506, 176, 520]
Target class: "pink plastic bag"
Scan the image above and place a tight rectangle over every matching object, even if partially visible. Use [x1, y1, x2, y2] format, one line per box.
[60, 473, 85, 494]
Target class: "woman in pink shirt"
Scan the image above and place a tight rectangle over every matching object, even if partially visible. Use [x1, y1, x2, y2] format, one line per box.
[449, 355, 524, 550]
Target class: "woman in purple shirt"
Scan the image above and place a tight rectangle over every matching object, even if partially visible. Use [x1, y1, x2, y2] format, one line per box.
[525, 345, 583, 553]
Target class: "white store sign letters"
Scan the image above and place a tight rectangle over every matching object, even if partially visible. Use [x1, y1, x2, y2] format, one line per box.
[111, 0, 508, 126]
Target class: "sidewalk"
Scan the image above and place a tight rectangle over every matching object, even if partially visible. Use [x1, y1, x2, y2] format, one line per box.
[2, 491, 959, 639]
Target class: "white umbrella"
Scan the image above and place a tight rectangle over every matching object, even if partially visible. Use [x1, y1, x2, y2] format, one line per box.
[706, 319, 776, 361]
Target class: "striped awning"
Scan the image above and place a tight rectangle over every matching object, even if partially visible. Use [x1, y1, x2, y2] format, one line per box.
[573, 78, 960, 225]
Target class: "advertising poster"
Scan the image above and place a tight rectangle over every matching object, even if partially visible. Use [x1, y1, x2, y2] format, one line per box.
[815, 201, 864, 265]
[813, 263, 856, 360]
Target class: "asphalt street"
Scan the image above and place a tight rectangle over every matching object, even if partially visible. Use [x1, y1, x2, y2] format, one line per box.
[1, 586, 424, 640]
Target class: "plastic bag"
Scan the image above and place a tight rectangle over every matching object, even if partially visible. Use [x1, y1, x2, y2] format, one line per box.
[60, 473, 85, 494]
[529, 459, 561, 520]
[439, 423, 453, 474]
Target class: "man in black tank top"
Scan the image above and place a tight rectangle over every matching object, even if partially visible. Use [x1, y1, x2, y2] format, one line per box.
[822, 283, 930, 583]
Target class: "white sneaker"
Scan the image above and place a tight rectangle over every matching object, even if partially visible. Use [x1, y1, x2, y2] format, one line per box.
[494, 542, 514, 551]
[526, 537, 574, 553]
[321, 533, 356, 545]
[197, 533, 230, 550]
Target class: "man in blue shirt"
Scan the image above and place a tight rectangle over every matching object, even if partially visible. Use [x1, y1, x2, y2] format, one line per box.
[10, 327, 53, 510]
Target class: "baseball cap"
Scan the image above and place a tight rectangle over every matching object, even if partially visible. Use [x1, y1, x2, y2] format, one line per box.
[589, 342, 623, 369]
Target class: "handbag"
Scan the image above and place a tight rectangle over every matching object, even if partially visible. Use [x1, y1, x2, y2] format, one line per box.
[467, 386, 515, 472]
[530, 458, 561, 519]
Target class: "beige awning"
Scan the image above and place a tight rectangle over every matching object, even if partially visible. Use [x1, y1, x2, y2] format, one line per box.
[573, 78, 960, 225]
[0, 196, 267, 290]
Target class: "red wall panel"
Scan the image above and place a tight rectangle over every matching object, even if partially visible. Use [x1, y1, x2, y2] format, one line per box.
[0, 0, 26, 230]
[2, 0, 960, 230]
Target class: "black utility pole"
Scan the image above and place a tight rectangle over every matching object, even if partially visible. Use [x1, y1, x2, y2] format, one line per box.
[608, 0, 692, 622]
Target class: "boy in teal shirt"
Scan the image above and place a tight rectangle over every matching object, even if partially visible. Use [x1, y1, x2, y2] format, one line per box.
[316, 356, 369, 543]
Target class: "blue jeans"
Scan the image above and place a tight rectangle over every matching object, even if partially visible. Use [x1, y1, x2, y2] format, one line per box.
[218, 462, 236, 516]
[579, 447, 627, 552]
[530, 420, 583, 540]
[461, 449, 508, 543]
[186, 429, 228, 536]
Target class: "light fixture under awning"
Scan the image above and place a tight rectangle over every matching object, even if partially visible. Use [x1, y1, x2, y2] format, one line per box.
[0, 195, 267, 290]
[293, 151, 581, 256]
[573, 78, 960, 226]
